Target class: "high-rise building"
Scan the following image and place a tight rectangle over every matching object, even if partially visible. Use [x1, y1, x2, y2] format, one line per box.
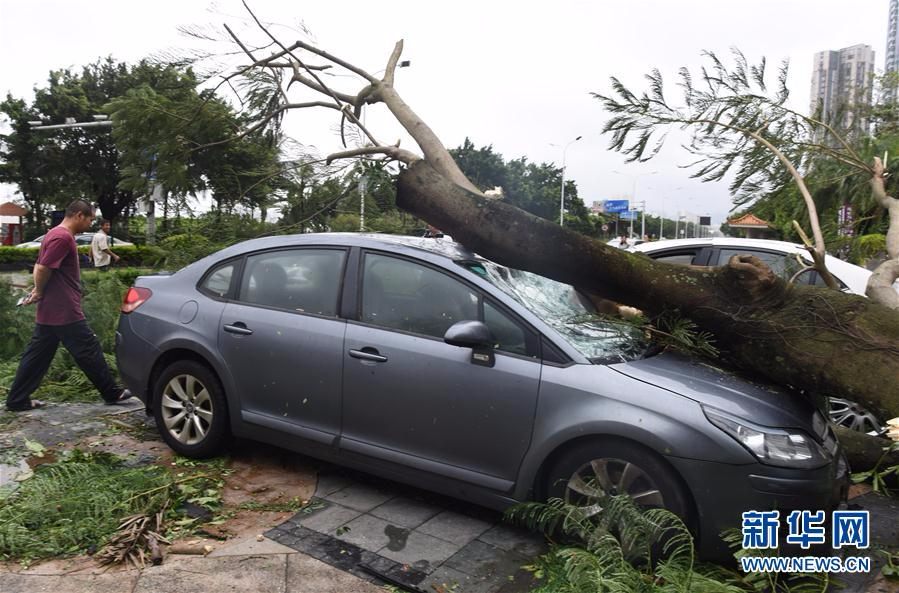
[809, 44, 875, 133]
[885, 0, 898, 102]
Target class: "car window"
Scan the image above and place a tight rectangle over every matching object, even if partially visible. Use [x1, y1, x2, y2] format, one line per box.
[484, 300, 530, 356]
[716, 248, 805, 282]
[362, 253, 478, 339]
[650, 250, 699, 265]
[239, 249, 343, 315]
[201, 262, 235, 298]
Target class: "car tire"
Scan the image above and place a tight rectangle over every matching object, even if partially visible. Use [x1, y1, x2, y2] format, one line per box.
[153, 360, 230, 458]
[545, 439, 693, 527]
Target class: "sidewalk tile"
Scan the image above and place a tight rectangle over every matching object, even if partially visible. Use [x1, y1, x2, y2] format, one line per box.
[377, 530, 460, 573]
[417, 510, 493, 545]
[369, 496, 442, 529]
[336, 514, 395, 553]
[296, 503, 362, 535]
[320, 483, 394, 512]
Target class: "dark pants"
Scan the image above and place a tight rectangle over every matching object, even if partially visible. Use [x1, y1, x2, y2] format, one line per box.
[5, 320, 121, 410]
[95, 265, 109, 272]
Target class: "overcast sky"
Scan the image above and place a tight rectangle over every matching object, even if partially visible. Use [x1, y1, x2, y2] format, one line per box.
[0, 0, 890, 227]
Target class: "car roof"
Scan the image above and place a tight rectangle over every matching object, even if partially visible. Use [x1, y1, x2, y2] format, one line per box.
[207, 232, 479, 262]
[633, 237, 814, 254]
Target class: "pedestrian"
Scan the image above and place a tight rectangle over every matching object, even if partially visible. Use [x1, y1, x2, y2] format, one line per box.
[89, 218, 120, 271]
[617, 234, 631, 248]
[4, 200, 131, 411]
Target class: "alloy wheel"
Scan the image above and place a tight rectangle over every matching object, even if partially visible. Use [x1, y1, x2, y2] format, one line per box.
[161, 374, 214, 445]
[828, 397, 886, 436]
[565, 457, 665, 518]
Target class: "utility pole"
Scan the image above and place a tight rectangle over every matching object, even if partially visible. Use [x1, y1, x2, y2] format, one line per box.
[554, 136, 582, 226]
[359, 175, 367, 232]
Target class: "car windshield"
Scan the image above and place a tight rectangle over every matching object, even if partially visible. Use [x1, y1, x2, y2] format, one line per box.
[461, 260, 646, 363]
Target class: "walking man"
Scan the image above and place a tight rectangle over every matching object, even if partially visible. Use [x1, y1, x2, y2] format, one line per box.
[4, 200, 131, 411]
[89, 219, 120, 271]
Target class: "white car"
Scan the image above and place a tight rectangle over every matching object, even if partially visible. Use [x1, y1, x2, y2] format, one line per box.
[16, 232, 134, 249]
[634, 237, 887, 435]
[633, 237, 874, 296]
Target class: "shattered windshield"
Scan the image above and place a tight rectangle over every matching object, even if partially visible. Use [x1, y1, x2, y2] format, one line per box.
[461, 260, 647, 363]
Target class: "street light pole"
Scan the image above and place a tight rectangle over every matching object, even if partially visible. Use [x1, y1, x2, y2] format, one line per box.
[559, 136, 582, 226]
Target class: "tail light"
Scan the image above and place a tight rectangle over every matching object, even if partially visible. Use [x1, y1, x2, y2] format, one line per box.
[121, 287, 152, 313]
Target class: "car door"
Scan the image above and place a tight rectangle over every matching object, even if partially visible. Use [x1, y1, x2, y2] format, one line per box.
[340, 251, 541, 488]
[217, 247, 348, 445]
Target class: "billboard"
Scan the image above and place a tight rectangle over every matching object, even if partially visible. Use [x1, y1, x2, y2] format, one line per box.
[603, 199, 630, 213]
[699, 216, 711, 226]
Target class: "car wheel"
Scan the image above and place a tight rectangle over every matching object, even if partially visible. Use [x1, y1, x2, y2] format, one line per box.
[153, 360, 229, 458]
[828, 397, 886, 436]
[545, 440, 693, 525]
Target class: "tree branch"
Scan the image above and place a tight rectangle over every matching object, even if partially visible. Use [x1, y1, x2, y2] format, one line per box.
[383, 41, 403, 86]
[325, 145, 420, 166]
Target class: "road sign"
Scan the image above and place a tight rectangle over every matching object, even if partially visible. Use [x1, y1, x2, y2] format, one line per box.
[601, 224, 609, 231]
[603, 199, 630, 213]
[699, 216, 711, 226]
[619, 210, 638, 220]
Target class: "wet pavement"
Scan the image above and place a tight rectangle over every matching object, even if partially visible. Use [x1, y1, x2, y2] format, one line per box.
[1, 400, 897, 592]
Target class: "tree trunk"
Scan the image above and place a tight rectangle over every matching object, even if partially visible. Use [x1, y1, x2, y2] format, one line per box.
[397, 161, 899, 426]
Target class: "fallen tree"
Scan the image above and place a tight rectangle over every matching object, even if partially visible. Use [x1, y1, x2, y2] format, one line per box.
[205, 4, 898, 466]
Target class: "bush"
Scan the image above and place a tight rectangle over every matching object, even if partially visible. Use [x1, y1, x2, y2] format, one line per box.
[0, 279, 36, 360]
[0, 245, 165, 270]
[157, 234, 222, 269]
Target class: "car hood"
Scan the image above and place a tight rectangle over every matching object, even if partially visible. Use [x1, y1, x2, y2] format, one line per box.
[609, 350, 817, 431]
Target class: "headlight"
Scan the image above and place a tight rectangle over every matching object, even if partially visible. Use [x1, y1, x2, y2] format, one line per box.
[703, 406, 830, 469]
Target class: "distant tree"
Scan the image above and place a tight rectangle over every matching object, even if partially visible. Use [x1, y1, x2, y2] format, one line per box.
[450, 139, 597, 235]
[0, 96, 67, 233]
[595, 49, 898, 308]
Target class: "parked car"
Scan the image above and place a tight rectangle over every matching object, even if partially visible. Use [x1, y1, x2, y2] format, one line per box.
[116, 233, 847, 557]
[634, 237, 887, 435]
[16, 232, 134, 249]
[632, 237, 873, 295]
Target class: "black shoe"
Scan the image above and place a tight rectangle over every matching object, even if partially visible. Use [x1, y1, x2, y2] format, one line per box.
[4, 399, 46, 412]
[104, 389, 134, 405]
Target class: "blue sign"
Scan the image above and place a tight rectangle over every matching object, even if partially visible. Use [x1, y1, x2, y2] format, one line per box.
[603, 199, 630, 213]
[619, 211, 638, 220]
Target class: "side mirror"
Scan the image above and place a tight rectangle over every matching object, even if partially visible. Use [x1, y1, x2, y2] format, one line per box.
[444, 320, 496, 368]
[444, 320, 495, 348]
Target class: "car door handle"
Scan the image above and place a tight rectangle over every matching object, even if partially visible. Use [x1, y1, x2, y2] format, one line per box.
[223, 322, 253, 335]
[349, 348, 387, 363]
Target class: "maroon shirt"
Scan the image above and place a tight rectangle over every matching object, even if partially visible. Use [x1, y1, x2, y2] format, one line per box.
[35, 225, 84, 325]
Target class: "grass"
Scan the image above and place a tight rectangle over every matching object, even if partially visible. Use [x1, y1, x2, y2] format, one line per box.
[0, 450, 175, 563]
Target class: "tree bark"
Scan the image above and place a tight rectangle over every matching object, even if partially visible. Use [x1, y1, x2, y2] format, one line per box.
[397, 161, 899, 426]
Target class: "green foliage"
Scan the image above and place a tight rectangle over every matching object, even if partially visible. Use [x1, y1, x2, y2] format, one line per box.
[157, 233, 221, 269]
[507, 496, 747, 593]
[0, 451, 174, 562]
[851, 440, 899, 495]
[450, 139, 599, 236]
[719, 530, 831, 593]
[80, 272, 128, 352]
[0, 245, 164, 268]
[0, 279, 36, 359]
